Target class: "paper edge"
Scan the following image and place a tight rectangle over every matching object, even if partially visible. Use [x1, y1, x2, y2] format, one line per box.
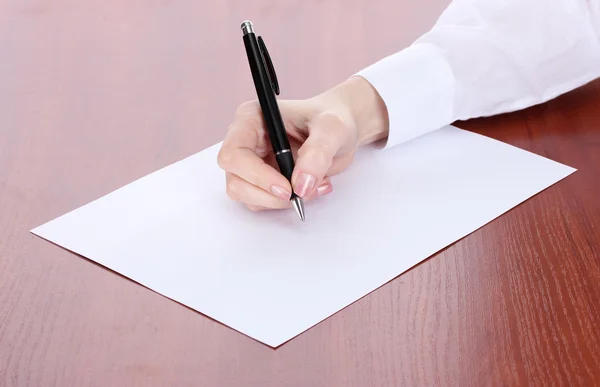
[448, 126, 577, 171]
[29, 229, 284, 347]
[30, 141, 224, 234]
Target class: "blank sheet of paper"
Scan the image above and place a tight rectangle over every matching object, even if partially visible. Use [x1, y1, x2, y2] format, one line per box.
[31, 126, 575, 347]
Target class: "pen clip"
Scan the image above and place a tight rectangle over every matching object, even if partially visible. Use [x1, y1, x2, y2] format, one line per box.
[257, 36, 280, 95]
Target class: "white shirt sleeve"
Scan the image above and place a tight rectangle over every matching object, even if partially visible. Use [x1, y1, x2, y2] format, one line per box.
[356, 0, 600, 148]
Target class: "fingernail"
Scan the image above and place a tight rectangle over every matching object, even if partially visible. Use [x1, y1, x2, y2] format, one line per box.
[316, 182, 333, 197]
[270, 185, 291, 200]
[295, 173, 316, 197]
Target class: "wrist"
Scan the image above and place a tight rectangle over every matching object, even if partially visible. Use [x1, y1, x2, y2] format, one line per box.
[328, 76, 389, 146]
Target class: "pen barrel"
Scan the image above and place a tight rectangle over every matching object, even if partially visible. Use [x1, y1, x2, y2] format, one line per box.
[276, 151, 295, 182]
[242, 33, 291, 155]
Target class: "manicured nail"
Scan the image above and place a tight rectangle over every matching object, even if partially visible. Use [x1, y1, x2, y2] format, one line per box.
[295, 173, 316, 197]
[270, 185, 291, 200]
[316, 182, 333, 197]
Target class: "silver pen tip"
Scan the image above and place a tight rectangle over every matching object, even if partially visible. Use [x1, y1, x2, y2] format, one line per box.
[291, 197, 305, 222]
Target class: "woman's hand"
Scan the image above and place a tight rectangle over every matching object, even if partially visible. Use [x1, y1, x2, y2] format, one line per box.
[217, 76, 388, 211]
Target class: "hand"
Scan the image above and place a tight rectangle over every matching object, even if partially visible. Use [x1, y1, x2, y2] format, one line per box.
[217, 76, 388, 211]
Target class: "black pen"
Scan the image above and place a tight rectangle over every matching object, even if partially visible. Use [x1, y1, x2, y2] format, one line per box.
[241, 20, 305, 221]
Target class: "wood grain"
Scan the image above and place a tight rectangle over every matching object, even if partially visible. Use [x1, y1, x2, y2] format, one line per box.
[1, 1, 599, 386]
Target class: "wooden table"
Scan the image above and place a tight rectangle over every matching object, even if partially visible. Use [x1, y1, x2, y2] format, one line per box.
[1, 1, 599, 386]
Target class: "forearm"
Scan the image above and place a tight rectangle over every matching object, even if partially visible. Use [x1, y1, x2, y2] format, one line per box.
[333, 0, 600, 148]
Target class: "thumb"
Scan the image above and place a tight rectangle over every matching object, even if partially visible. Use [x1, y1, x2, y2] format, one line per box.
[292, 112, 351, 198]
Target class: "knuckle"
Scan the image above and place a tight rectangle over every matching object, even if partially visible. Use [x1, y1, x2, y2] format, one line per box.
[217, 150, 231, 170]
[323, 115, 349, 139]
[332, 121, 349, 139]
[322, 111, 346, 125]
[226, 177, 241, 201]
[235, 100, 259, 117]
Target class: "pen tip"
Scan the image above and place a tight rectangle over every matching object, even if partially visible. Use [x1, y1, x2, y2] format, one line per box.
[291, 197, 305, 222]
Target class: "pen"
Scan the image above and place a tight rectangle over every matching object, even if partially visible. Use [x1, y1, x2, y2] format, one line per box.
[241, 20, 305, 222]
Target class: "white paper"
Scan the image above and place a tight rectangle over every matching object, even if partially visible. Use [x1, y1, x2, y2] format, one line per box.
[31, 126, 575, 347]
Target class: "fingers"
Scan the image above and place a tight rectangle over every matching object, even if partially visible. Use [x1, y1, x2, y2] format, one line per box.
[219, 101, 264, 157]
[218, 100, 339, 211]
[292, 112, 350, 197]
[226, 173, 290, 209]
[218, 101, 293, 206]
[219, 146, 292, 200]
[226, 173, 333, 211]
[305, 176, 333, 200]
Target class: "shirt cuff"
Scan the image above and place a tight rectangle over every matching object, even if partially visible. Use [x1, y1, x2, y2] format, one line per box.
[354, 43, 456, 149]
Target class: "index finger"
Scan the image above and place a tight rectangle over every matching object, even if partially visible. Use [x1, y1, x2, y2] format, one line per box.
[217, 108, 292, 201]
[218, 101, 265, 167]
